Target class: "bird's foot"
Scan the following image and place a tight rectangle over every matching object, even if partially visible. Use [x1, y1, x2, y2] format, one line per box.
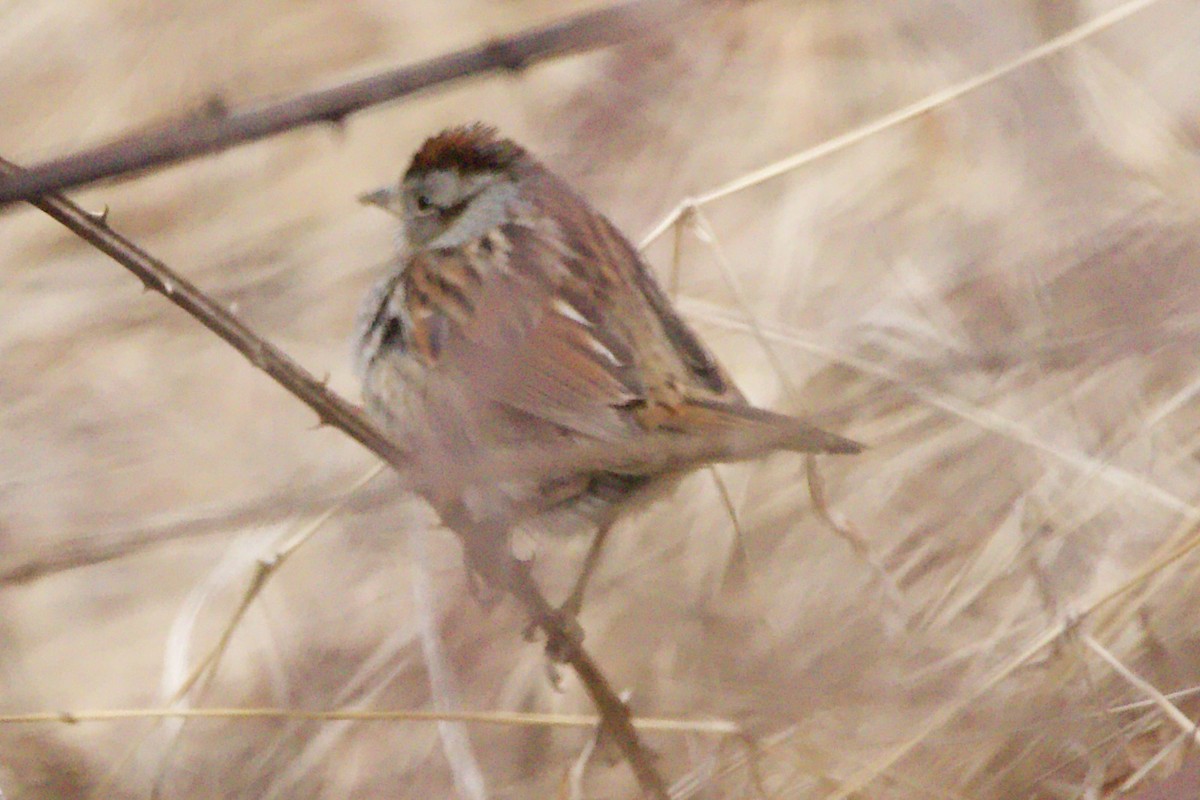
[463, 550, 505, 609]
[523, 600, 586, 689]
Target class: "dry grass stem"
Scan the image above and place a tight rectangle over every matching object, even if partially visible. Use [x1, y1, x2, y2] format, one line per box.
[168, 464, 387, 705]
[636, 0, 1171, 250]
[0, 707, 739, 734]
[1083, 635, 1200, 746]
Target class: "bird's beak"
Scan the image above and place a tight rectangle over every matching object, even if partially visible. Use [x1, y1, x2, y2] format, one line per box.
[358, 185, 404, 218]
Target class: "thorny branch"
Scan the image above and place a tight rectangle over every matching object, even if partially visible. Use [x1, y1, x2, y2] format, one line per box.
[0, 0, 680, 206]
[0, 157, 672, 799]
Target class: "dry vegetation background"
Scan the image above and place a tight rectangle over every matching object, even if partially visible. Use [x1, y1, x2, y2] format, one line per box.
[3, 0, 1200, 797]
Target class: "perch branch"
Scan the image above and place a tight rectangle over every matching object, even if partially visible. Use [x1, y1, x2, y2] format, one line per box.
[1, 157, 671, 800]
[1, 157, 408, 468]
[0, 0, 679, 205]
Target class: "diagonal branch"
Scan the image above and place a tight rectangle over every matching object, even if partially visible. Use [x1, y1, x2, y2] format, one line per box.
[2, 157, 670, 800]
[1, 157, 409, 470]
[0, 0, 679, 206]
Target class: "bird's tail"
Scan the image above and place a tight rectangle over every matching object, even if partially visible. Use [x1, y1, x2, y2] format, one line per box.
[458, 397, 861, 488]
[668, 396, 862, 456]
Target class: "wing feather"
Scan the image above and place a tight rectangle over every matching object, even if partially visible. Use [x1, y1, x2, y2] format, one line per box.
[427, 225, 645, 442]
[405, 168, 860, 461]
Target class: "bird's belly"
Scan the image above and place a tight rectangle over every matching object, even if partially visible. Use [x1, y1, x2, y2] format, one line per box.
[361, 352, 658, 536]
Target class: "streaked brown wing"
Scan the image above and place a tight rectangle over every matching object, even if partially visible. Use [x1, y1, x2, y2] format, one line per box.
[523, 168, 744, 404]
[410, 167, 860, 463]
[507, 170, 863, 460]
[657, 396, 862, 454]
[421, 226, 648, 443]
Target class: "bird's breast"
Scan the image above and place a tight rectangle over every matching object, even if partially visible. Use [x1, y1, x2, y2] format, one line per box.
[399, 244, 491, 363]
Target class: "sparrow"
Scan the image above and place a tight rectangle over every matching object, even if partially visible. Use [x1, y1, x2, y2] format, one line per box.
[355, 123, 860, 612]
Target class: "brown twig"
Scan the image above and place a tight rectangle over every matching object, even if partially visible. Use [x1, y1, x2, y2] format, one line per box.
[2, 160, 409, 467]
[1, 157, 671, 799]
[0, 0, 679, 206]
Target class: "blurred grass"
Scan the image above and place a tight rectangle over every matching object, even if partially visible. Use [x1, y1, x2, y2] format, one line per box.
[3, 0, 1200, 797]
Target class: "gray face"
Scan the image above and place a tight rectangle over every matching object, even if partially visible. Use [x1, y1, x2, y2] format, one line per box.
[401, 167, 518, 250]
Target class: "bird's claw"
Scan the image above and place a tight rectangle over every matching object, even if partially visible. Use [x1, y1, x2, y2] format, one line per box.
[526, 601, 587, 692]
[463, 553, 503, 609]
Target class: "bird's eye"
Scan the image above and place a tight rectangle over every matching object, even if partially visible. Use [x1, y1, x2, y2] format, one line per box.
[415, 193, 434, 212]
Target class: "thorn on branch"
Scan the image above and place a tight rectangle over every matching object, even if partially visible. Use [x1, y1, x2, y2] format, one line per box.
[85, 205, 110, 226]
[201, 94, 230, 119]
[245, 341, 267, 370]
[323, 113, 348, 137]
[483, 38, 531, 73]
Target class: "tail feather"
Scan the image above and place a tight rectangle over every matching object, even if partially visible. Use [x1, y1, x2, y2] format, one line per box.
[462, 397, 861, 487]
[676, 396, 863, 456]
